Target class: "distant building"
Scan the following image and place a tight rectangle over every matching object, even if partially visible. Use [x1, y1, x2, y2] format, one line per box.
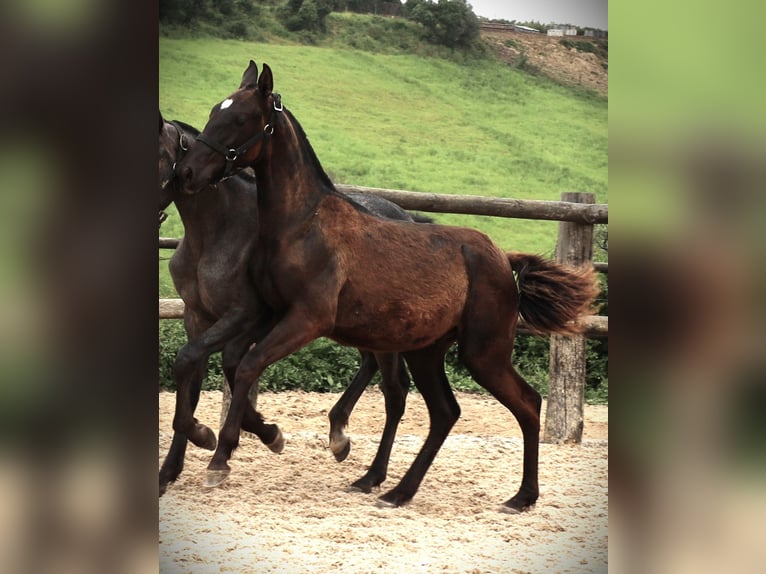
[513, 24, 539, 33]
[565, 27, 578, 36]
[547, 28, 564, 36]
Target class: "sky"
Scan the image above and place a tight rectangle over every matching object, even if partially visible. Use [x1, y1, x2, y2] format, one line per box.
[467, 0, 608, 30]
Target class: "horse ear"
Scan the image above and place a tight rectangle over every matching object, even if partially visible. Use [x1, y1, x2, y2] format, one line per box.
[240, 60, 259, 89]
[159, 110, 164, 133]
[258, 63, 273, 95]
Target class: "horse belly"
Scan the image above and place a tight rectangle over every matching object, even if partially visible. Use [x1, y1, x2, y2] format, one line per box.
[333, 287, 465, 352]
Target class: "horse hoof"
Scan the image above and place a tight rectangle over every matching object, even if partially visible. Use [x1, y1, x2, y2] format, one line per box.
[377, 490, 410, 508]
[204, 469, 230, 488]
[500, 501, 534, 514]
[330, 437, 351, 462]
[347, 481, 373, 494]
[193, 424, 217, 451]
[267, 428, 285, 454]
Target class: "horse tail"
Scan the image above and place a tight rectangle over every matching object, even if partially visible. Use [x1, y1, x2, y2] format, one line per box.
[507, 252, 599, 336]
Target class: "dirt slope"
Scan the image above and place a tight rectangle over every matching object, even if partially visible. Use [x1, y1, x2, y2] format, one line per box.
[481, 29, 608, 96]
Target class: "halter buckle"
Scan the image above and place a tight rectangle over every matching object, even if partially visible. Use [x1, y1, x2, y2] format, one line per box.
[225, 149, 238, 161]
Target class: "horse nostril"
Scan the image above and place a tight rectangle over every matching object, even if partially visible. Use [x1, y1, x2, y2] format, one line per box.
[181, 165, 193, 182]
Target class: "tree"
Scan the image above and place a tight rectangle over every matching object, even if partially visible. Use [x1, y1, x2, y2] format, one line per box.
[280, 0, 334, 32]
[403, 0, 480, 50]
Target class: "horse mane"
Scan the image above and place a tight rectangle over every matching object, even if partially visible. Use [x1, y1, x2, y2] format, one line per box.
[282, 107, 374, 214]
[281, 108, 336, 191]
[170, 119, 200, 137]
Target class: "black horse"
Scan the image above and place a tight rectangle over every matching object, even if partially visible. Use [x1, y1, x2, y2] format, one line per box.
[175, 62, 598, 512]
[159, 112, 431, 495]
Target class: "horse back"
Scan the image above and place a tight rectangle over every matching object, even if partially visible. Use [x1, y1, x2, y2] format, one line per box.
[316, 196, 513, 350]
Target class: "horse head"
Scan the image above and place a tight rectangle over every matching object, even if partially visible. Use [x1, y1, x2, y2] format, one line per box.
[159, 111, 197, 225]
[177, 61, 282, 195]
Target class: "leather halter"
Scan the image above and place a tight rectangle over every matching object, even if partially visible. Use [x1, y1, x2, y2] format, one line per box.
[159, 121, 190, 227]
[195, 94, 283, 180]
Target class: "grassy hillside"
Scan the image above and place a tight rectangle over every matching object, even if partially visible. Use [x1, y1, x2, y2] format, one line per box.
[159, 37, 607, 296]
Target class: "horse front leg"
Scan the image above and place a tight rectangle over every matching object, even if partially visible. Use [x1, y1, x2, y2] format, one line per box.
[221, 335, 284, 453]
[159, 359, 206, 496]
[171, 308, 251, 450]
[205, 309, 328, 488]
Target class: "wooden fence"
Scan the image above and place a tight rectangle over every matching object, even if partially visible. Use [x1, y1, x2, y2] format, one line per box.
[159, 188, 607, 444]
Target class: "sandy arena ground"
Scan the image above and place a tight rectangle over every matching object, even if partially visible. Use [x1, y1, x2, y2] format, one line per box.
[160, 389, 607, 573]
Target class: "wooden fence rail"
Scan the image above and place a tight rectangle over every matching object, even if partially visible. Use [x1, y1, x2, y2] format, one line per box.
[335, 185, 608, 223]
[159, 297, 607, 337]
[158, 188, 608, 444]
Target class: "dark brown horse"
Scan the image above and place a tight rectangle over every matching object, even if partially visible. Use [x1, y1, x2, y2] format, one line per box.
[176, 61, 599, 512]
[159, 113, 429, 495]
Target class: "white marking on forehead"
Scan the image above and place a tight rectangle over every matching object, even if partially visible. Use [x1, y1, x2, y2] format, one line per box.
[220, 98, 234, 110]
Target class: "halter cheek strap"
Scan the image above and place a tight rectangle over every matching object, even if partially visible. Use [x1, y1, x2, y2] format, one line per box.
[160, 121, 192, 228]
[196, 93, 282, 179]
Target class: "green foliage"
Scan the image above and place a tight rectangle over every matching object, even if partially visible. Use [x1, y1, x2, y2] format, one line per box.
[159, 0, 486, 57]
[159, 322, 606, 403]
[158, 320, 226, 391]
[561, 39, 608, 62]
[403, 0, 481, 51]
[325, 13, 429, 55]
[160, 0, 287, 41]
[158, 321, 372, 392]
[279, 0, 334, 32]
[586, 337, 608, 404]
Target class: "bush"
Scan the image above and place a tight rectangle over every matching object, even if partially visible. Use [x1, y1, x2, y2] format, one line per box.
[279, 0, 334, 32]
[561, 39, 598, 55]
[159, 321, 607, 403]
[403, 0, 481, 51]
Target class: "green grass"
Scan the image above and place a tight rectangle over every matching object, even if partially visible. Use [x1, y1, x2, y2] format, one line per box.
[159, 37, 607, 296]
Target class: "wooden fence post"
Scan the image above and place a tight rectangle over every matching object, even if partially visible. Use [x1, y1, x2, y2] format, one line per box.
[543, 192, 595, 444]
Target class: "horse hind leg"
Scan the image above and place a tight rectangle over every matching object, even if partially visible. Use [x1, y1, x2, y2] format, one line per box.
[349, 352, 409, 493]
[458, 244, 541, 512]
[328, 350, 379, 462]
[378, 343, 459, 507]
[463, 346, 541, 513]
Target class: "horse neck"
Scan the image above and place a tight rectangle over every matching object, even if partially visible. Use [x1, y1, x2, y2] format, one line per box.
[254, 111, 332, 225]
[174, 180, 254, 247]
[173, 188, 217, 246]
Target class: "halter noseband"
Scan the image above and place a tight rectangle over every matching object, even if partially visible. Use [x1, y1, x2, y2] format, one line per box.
[195, 93, 282, 180]
[159, 121, 191, 228]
